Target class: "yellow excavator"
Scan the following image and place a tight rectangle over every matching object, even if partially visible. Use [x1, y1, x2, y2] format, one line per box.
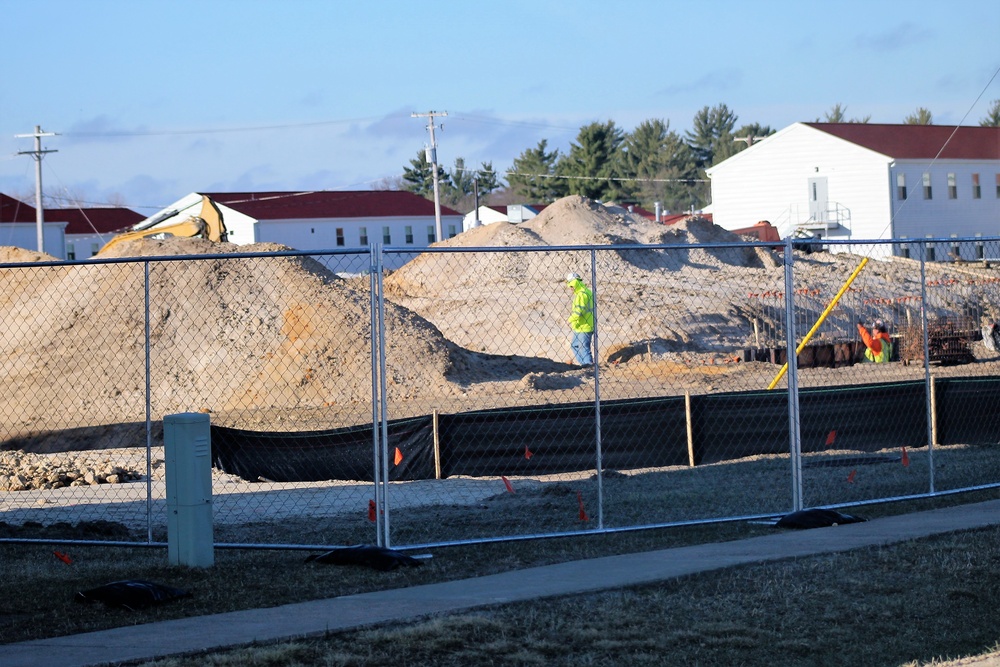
[97, 195, 228, 254]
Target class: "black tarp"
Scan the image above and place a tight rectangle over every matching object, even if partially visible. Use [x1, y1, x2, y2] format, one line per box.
[934, 377, 1000, 446]
[437, 396, 689, 477]
[208, 378, 997, 483]
[212, 416, 434, 482]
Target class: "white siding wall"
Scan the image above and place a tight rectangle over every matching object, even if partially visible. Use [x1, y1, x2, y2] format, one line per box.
[0, 223, 67, 259]
[890, 160, 1000, 241]
[708, 124, 892, 243]
[257, 214, 464, 271]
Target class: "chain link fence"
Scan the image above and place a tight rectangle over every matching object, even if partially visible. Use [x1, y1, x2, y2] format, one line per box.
[2, 236, 1000, 549]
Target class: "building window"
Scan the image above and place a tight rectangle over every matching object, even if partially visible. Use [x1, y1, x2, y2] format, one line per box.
[995, 174, 1000, 198]
[335, 228, 345, 246]
[926, 236, 935, 262]
[359, 226, 368, 245]
[973, 174, 981, 199]
[896, 174, 906, 200]
[977, 235, 985, 259]
[66, 244, 76, 260]
[900, 245, 910, 259]
[91, 243, 100, 256]
[923, 173, 932, 200]
[382, 226, 391, 243]
[404, 225, 413, 244]
[447, 224, 457, 238]
[427, 225, 435, 243]
[948, 173, 957, 199]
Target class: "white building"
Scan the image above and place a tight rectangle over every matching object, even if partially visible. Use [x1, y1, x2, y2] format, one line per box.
[462, 204, 544, 231]
[0, 193, 144, 260]
[706, 123, 1000, 258]
[0, 193, 66, 257]
[135, 190, 464, 272]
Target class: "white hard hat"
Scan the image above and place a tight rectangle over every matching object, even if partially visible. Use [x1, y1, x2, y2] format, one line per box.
[566, 272, 581, 282]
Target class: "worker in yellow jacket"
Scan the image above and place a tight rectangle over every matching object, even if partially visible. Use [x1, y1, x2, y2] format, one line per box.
[566, 272, 595, 366]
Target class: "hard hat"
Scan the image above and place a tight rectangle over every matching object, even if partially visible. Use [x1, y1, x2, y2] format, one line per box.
[874, 319, 886, 331]
[566, 272, 581, 282]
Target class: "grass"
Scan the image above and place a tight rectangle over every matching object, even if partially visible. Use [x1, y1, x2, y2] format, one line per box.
[2, 489, 1000, 666]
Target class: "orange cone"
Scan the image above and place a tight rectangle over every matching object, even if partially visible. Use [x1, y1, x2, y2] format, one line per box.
[502, 476, 515, 493]
[394, 447, 403, 465]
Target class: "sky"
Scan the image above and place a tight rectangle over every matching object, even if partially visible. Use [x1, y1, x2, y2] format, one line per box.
[1, 0, 999, 215]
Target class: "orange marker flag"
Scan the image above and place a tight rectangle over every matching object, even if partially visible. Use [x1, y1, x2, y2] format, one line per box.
[577, 491, 589, 521]
[502, 476, 515, 493]
[825, 430, 837, 447]
[846, 469, 857, 484]
[368, 499, 377, 522]
[393, 447, 403, 465]
[524, 446, 533, 460]
[901, 446, 910, 467]
[53, 550, 73, 565]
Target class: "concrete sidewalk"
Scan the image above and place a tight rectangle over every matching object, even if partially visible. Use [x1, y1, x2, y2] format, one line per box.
[4, 499, 1000, 667]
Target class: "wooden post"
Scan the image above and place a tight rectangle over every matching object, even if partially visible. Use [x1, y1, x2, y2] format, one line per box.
[433, 409, 442, 480]
[685, 391, 695, 467]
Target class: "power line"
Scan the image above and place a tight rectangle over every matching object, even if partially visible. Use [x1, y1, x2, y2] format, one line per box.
[61, 116, 384, 138]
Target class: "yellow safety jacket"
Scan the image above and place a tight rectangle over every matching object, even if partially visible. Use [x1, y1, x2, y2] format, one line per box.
[567, 279, 595, 333]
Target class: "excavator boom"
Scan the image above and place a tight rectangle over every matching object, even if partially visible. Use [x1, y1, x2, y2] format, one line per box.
[98, 195, 227, 255]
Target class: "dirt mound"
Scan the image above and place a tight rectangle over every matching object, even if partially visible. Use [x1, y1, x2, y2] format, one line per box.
[0, 237, 468, 448]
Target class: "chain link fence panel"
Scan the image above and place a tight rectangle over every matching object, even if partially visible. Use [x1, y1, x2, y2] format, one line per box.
[3, 233, 1000, 549]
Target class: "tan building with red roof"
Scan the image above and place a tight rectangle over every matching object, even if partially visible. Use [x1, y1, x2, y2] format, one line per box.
[706, 123, 1000, 258]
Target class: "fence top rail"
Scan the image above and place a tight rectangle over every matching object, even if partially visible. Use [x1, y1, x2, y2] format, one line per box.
[0, 246, 371, 270]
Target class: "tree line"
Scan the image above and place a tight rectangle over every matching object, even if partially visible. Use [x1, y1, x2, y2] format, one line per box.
[399, 99, 1000, 214]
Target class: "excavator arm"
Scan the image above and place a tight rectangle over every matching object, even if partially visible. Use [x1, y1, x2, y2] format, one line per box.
[98, 195, 227, 255]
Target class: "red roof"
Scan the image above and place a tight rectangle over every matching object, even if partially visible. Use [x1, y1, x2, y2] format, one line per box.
[805, 123, 1000, 160]
[204, 190, 461, 220]
[0, 194, 36, 223]
[44, 207, 144, 234]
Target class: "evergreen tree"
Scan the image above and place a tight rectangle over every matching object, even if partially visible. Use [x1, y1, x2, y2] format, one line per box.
[904, 107, 933, 125]
[685, 104, 738, 168]
[475, 161, 501, 198]
[817, 103, 871, 123]
[622, 118, 699, 212]
[979, 99, 1000, 127]
[556, 120, 631, 201]
[507, 139, 565, 202]
[402, 149, 451, 199]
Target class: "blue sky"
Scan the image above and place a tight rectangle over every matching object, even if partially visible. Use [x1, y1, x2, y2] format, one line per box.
[1, 0, 998, 214]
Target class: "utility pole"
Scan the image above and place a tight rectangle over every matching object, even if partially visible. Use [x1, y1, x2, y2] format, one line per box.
[411, 111, 447, 242]
[15, 125, 58, 253]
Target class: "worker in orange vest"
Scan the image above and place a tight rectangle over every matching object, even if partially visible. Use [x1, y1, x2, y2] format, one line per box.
[858, 319, 892, 363]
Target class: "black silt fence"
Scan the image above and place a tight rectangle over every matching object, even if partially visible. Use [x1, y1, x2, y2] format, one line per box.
[210, 378, 997, 483]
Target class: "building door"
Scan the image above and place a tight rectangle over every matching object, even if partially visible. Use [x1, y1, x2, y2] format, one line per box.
[808, 177, 828, 222]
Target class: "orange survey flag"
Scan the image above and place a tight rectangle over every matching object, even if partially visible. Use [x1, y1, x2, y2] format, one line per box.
[394, 447, 403, 465]
[524, 446, 534, 460]
[825, 430, 837, 447]
[577, 491, 589, 521]
[368, 499, 377, 522]
[502, 476, 515, 493]
[901, 447, 910, 467]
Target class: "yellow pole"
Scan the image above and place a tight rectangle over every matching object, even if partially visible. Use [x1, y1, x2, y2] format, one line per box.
[768, 257, 869, 390]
